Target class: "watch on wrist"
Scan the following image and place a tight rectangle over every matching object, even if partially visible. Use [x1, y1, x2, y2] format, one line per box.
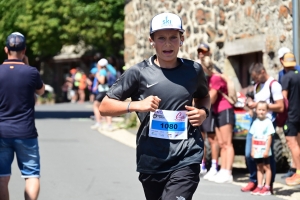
[199, 106, 209, 118]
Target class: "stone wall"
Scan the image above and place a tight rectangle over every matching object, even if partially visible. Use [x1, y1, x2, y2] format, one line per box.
[124, 0, 294, 88]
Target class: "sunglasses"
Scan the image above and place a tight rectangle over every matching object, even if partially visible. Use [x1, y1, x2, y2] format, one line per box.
[197, 49, 208, 53]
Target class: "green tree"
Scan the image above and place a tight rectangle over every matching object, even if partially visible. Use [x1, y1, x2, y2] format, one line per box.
[0, 0, 124, 63]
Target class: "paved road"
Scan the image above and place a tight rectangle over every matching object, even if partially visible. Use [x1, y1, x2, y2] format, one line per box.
[8, 103, 299, 200]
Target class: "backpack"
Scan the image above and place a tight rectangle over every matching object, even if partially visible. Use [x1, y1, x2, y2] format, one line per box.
[217, 74, 238, 105]
[106, 71, 117, 87]
[269, 80, 288, 127]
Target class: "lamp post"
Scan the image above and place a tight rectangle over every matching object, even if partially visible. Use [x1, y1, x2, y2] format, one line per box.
[293, 0, 300, 62]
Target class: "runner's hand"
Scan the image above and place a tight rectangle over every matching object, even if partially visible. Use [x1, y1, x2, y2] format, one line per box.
[185, 105, 206, 127]
[139, 95, 161, 112]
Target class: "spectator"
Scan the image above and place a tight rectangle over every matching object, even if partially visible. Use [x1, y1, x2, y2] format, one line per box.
[280, 52, 300, 186]
[91, 58, 113, 131]
[201, 56, 235, 183]
[0, 32, 45, 200]
[277, 47, 300, 179]
[88, 53, 102, 102]
[249, 101, 274, 196]
[196, 43, 220, 178]
[67, 68, 78, 103]
[241, 63, 284, 193]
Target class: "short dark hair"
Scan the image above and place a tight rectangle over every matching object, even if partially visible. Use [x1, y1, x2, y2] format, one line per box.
[249, 62, 265, 74]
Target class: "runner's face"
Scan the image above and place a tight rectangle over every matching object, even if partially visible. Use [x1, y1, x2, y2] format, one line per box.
[151, 30, 182, 64]
[256, 103, 268, 119]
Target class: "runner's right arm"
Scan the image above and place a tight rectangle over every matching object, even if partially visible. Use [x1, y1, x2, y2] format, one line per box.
[99, 95, 161, 117]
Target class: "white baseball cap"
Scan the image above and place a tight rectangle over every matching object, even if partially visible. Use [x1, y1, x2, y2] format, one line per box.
[278, 47, 290, 59]
[98, 58, 108, 67]
[150, 12, 185, 34]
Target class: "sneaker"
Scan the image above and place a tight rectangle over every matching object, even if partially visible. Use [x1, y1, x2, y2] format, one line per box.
[200, 164, 207, 175]
[250, 187, 261, 195]
[286, 173, 300, 186]
[203, 168, 218, 180]
[208, 170, 223, 182]
[259, 187, 271, 196]
[241, 182, 257, 192]
[105, 125, 114, 131]
[91, 123, 100, 130]
[214, 173, 233, 183]
[281, 169, 296, 179]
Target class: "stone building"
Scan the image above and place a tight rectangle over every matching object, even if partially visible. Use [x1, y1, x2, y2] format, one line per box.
[124, 0, 296, 91]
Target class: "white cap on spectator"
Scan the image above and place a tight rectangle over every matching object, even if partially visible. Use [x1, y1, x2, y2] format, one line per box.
[278, 47, 290, 59]
[98, 58, 108, 67]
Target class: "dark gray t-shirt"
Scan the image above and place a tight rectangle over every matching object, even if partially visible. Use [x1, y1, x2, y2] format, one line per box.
[281, 70, 300, 122]
[107, 55, 208, 174]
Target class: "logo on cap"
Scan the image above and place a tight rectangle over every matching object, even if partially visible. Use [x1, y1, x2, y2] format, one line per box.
[162, 16, 172, 26]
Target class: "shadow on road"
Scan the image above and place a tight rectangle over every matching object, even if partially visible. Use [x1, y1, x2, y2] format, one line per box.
[35, 111, 93, 119]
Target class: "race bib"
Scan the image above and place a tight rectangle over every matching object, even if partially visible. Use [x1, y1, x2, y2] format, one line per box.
[98, 84, 109, 92]
[253, 138, 267, 158]
[149, 110, 188, 140]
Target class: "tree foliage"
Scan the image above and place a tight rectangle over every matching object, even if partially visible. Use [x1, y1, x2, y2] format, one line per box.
[0, 0, 124, 62]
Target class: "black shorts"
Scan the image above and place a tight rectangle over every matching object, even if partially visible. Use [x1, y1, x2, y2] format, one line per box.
[200, 109, 215, 133]
[214, 108, 235, 128]
[95, 92, 107, 102]
[138, 164, 200, 200]
[283, 120, 300, 137]
[254, 157, 270, 165]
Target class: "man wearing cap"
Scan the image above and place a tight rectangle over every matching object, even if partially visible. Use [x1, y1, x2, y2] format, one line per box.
[278, 47, 300, 84]
[0, 32, 45, 200]
[280, 52, 300, 186]
[99, 12, 210, 199]
[277, 47, 300, 179]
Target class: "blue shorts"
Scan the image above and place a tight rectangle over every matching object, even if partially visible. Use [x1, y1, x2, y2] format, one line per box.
[0, 138, 40, 178]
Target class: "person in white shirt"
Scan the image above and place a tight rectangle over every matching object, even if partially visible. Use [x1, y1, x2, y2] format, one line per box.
[241, 63, 284, 193]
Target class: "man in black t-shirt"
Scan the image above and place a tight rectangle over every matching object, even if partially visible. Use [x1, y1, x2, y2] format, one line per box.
[281, 52, 300, 186]
[0, 32, 45, 200]
[99, 13, 210, 200]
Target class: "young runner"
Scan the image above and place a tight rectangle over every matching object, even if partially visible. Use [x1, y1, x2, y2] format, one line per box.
[99, 12, 210, 200]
